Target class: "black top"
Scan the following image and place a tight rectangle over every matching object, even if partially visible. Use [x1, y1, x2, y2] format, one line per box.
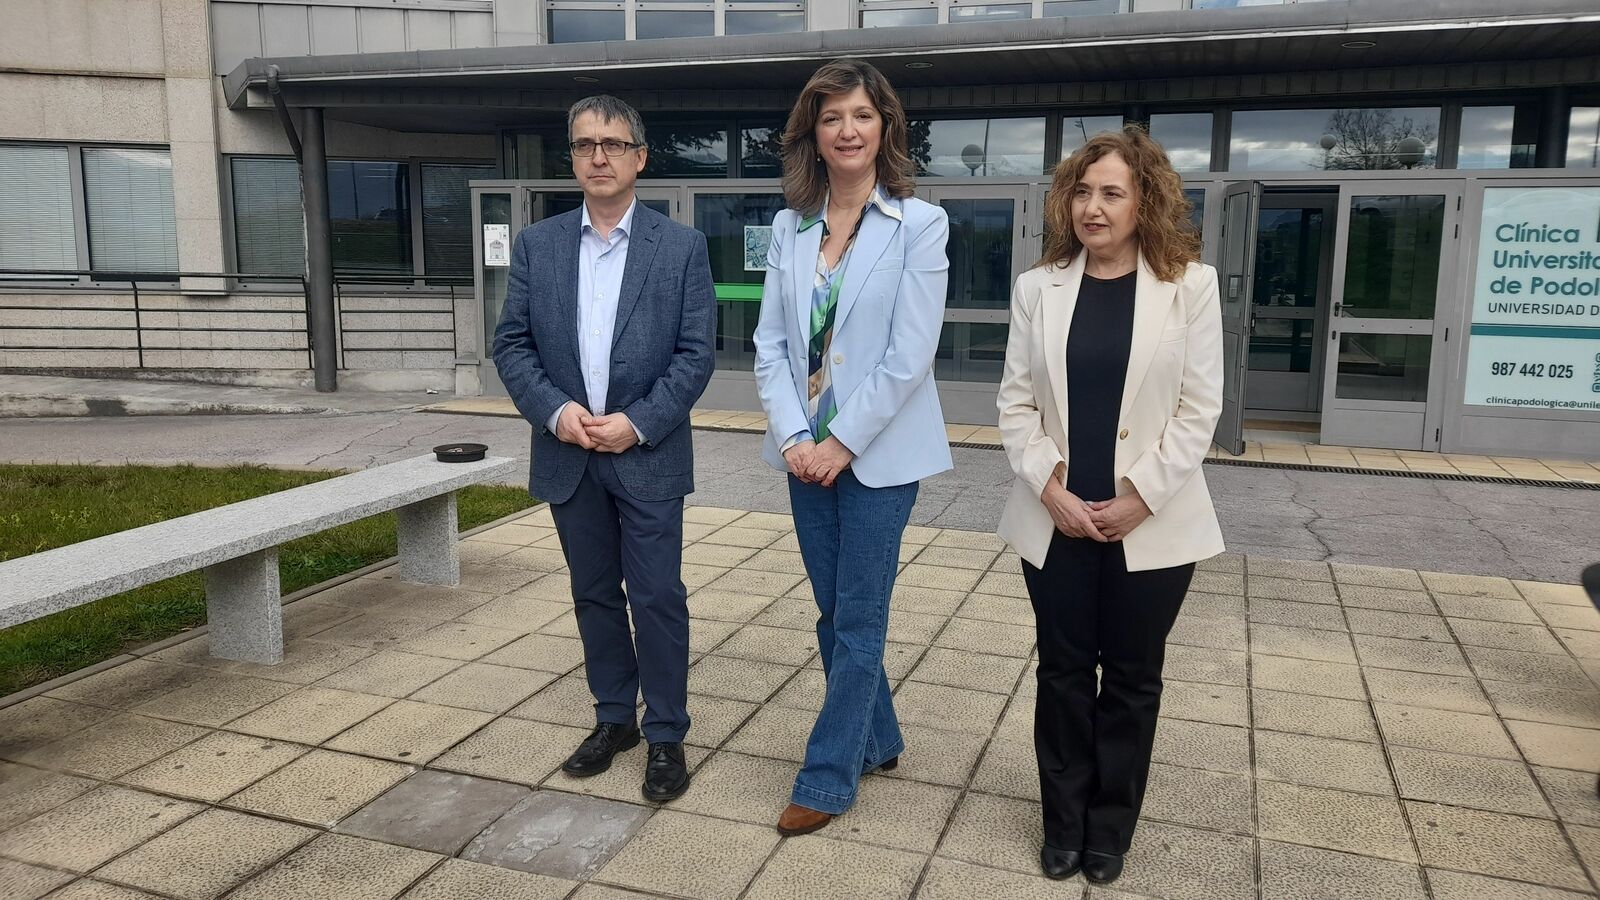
[1064, 270, 1137, 503]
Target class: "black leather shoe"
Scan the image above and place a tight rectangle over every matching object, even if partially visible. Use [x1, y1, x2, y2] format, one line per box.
[1040, 846, 1082, 880]
[561, 723, 640, 777]
[1082, 850, 1124, 885]
[642, 742, 690, 802]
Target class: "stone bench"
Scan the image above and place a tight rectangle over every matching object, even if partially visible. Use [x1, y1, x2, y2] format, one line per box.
[0, 454, 521, 665]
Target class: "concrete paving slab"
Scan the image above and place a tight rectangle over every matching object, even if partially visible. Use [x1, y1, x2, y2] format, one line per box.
[226, 833, 441, 900]
[337, 770, 530, 855]
[95, 808, 315, 900]
[399, 858, 575, 900]
[224, 749, 414, 828]
[461, 790, 650, 880]
[0, 785, 201, 872]
[120, 731, 306, 803]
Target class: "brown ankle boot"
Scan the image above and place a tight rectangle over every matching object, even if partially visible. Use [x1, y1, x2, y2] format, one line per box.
[776, 803, 833, 836]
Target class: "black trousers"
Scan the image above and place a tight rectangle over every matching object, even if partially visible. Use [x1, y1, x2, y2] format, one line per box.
[1021, 532, 1194, 854]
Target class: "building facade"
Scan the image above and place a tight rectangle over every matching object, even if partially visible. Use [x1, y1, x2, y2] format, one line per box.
[2, 0, 1599, 457]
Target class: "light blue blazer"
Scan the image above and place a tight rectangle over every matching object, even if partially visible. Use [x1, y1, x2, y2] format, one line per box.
[753, 193, 954, 488]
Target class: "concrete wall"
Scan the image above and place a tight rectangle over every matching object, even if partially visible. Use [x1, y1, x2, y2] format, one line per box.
[210, 0, 498, 75]
[0, 0, 168, 74]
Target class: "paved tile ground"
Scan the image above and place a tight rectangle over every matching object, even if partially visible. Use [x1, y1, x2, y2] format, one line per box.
[3, 506, 1600, 899]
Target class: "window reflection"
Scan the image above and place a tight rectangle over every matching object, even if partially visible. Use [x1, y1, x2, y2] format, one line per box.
[1336, 334, 1431, 403]
[740, 126, 784, 178]
[645, 125, 729, 178]
[1149, 113, 1213, 172]
[1458, 106, 1536, 169]
[861, 8, 937, 26]
[327, 160, 410, 275]
[1043, 0, 1118, 15]
[694, 193, 787, 371]
[725, 10, 805, 34]
[635, 10, 714, 38]
[911, 118, 1047, 177]
[1230, 108, 1440, 171]
[1568, 107, 1600, 169]
[548, 9, 625, 43]
[950, 4, 1031, 22]
[1060, 116, 1125, 158]
[935, 322, 1009, 383]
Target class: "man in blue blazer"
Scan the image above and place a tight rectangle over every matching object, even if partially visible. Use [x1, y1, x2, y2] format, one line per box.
[492, 96, 716, 802]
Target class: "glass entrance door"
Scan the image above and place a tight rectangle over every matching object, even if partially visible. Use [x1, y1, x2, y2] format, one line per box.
[924, 185, 1029, 421]
[1245, 193, 1336, 414]
[1320, 182, 1462, 450]
[1215, 181, 1263, 455]
[475, 186, 680, 396]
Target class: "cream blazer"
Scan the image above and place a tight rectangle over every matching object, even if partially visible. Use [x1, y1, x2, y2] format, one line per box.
[995, 252, 1225, 572]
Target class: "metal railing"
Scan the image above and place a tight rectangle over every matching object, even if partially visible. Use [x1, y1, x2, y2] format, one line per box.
[0, 270, 311, 368]
[0, 269, 469, 371]
[332, 272, 469, 370]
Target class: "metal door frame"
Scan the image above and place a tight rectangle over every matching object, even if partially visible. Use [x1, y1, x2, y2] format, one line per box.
[1319, 179, 1464, 451]
[1215, 181, 1263, 455]
[921, 183, 1032, 422]
[1245, 190, 1339, 415]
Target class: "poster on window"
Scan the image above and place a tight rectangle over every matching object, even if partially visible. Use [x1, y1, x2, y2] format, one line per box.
[1462, 186, 1600, 411]
[744, 226, 772, 272]
[483, 224, 510, 267]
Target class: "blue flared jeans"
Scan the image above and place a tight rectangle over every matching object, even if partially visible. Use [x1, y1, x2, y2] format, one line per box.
[786, 470, 918, 815]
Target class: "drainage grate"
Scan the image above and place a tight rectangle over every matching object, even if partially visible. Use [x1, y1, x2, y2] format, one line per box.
[1203, 455, 1600, 491]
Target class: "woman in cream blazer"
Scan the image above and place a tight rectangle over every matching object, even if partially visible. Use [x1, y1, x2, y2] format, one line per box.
[996, 126, 1223, 886]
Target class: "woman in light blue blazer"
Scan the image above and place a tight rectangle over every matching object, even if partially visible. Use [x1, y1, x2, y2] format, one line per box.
[753, 57, 952, 837]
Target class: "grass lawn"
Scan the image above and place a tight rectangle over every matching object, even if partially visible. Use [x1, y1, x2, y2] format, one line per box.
[0, 463, 535, 697]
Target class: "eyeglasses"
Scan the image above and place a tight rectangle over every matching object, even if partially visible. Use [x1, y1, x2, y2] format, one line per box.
[570, 139, 643, 158]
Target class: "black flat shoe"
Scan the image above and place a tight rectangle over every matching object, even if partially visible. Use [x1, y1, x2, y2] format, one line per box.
[1082, 850, 1124, 885]
[867, 756, 899, 773]
[1040, 846, 1082, 880]
[642, 741, 691, 802]
[561, 722, 640, 777]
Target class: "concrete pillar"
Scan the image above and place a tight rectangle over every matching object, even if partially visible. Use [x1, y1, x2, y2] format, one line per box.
[162, 0, 227, 294]
[1538, 85, 1570, 169]
[395, 493, 461, 585]
[302, 108, 338, 392]
[203, 549, 285, 664]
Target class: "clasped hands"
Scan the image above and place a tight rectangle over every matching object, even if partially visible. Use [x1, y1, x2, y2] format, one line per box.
[782, 436, 853, 488]
[1040, 465, 1151, 542]
[555, 402, 638, 453]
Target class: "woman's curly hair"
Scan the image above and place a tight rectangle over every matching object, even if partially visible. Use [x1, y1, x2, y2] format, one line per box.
[1040, 124, 1201, 283]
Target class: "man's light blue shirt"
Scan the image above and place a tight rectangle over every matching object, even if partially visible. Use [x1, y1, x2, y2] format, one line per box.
[547, 197, 646, 444]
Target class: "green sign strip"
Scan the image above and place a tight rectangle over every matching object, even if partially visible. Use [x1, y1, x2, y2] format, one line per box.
[715, 283, 764, 303]
[1469, 324, 1600, 341]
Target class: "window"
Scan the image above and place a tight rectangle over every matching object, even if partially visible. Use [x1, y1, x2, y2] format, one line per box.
[327, 161, 411, 275]
[1149, 113, 1213, 172]
[0, 145, 77, 272]
[645, 125, 730, 178]
[548, 9, 626, 42]
[1043, 0, 1117, 14]
[1060, 115, 1125, 157]
[636, 9, 714, 38]
[949, 4, 1031, 22]
[1568, 107, 1600, 169]
[726, 8, 804, 33]
[231, 157, 303, 276]
[230, 157, 488, 282]
[911, 117, 1048, 177]
[1457, 106, 1537, 169]
[422, 163, 495, 276]
[693, 192, 786, 371]
[739, 126, 784, 178]
[82, 148, 178, 273]
[861, 7, 937, 26]
[1229, 107, 1440, 171]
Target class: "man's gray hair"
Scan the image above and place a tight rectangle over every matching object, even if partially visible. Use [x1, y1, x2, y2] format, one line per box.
[568, 95, 647, 145]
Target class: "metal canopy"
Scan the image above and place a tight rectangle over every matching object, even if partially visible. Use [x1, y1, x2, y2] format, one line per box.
[223, 0, 1600, 126]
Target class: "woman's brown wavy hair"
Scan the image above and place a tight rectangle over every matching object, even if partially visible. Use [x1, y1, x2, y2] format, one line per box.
[781, 58, 916, 217]
[1040, 125, 1201, 283]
